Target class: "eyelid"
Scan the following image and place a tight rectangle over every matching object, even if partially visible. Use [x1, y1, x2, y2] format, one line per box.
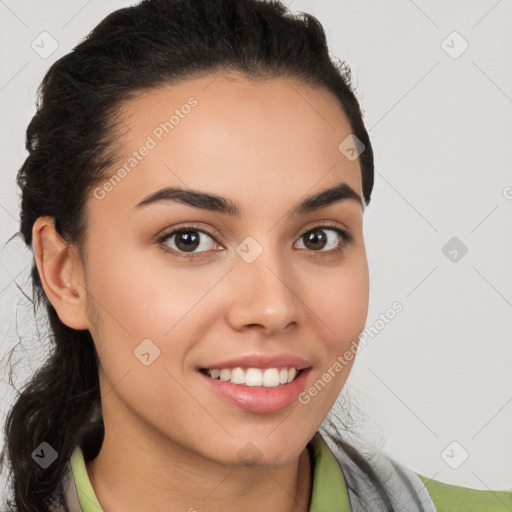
[155, 222, 219, 245]
[298, 220, 351, 239]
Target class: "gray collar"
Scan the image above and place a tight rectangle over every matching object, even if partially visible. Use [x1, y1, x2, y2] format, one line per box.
[323, 434, 437, 511]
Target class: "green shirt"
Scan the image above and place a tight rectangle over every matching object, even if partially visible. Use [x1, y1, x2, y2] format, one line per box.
[67, 435, 511, 511]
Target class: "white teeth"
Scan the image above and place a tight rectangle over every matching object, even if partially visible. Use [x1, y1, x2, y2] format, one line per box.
[245, 368, 262, 386]
[262, 368, 280, 387]
[204, 367, 300, 387]
[230, 367, 246, 385]
[287, 368, 297, 383]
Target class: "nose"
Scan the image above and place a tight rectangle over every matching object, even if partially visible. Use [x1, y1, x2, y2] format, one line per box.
[225, 244, 300, 336]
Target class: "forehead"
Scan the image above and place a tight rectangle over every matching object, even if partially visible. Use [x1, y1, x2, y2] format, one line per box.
[91, 72, 363, 221]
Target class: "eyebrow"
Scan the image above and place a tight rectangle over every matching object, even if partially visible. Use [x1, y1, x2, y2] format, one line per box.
[133, 182, 364, 218]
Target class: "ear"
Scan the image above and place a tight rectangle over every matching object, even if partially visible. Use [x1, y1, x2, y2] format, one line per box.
[32, 216, 89, 330]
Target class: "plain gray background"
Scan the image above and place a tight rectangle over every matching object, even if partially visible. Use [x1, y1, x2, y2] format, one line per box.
[1, 0, 511, 500]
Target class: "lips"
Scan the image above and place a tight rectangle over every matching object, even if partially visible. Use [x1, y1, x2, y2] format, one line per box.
[198, 367, 312, 413]
[196, 352, 313, 413]
[199, 353, 312, 371]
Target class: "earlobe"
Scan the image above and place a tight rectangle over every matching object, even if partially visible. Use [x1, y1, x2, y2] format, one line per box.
[32, 216, 89, 330]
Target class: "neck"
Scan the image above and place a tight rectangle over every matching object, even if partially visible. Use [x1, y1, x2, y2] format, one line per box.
[85, 418, 313, 512]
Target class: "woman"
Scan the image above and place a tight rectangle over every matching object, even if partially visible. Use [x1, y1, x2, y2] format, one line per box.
[1, 0, 511, 510]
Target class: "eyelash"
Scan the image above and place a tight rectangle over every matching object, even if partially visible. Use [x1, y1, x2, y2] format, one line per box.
[156, 222, 353, 260]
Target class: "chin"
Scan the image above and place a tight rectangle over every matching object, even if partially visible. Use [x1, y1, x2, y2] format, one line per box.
[225, 436, 308, 468]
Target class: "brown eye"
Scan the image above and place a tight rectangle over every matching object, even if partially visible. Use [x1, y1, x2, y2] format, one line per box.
[172, 230, 202, 252]
[302, 229, 329, 251]
[159, 226, 219, 256]
[295, 225, 352, 253]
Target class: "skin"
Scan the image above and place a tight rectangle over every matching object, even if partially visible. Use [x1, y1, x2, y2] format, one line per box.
[33, 71, 370, 512]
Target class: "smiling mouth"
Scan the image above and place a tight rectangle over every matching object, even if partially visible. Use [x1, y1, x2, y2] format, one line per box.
[198, 367, 303, 388]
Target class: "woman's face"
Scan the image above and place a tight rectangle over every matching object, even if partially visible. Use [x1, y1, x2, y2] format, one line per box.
[78, 72, 369, 467]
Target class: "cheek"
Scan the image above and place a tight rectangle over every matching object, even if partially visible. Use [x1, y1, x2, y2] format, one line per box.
[301, 254, 369, 347]
[298, 259, 369, 408]
[83, 244, 199, 424]
[83, 239, 225, 383]
[84, 234, 199, 335]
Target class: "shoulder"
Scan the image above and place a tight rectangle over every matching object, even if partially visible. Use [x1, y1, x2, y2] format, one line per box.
[418, 474, 512, 512]
[320, 432, 512, 512]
